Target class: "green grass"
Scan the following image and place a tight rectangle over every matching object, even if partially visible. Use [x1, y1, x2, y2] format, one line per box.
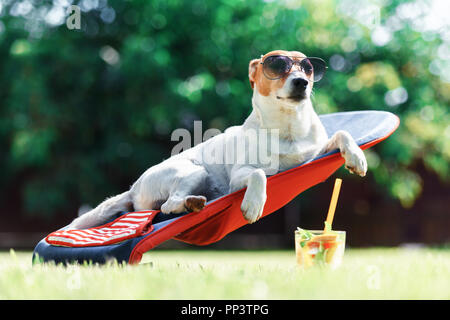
[1, 248, 449, 299]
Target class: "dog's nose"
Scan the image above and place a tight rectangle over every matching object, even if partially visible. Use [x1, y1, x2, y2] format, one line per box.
[292, 77, 308, 90]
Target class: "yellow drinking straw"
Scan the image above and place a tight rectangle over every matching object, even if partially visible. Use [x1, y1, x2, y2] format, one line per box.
[324, 178, 342, 233]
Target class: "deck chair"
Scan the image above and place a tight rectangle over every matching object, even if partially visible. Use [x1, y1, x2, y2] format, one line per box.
[33, 110, 399, 265]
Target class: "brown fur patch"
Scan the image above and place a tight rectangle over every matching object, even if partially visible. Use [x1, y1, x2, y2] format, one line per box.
[184, 195, 207, 212]
[248, 59, 260, 89]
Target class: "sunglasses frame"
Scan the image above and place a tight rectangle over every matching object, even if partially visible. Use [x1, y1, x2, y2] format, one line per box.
[260, 55, 328, 82]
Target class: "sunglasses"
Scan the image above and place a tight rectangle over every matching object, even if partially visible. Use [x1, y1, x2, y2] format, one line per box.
[260, 55, 328, 82]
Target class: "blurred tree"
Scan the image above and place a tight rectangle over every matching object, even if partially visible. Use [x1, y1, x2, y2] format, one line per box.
[0, 0, 448, 217]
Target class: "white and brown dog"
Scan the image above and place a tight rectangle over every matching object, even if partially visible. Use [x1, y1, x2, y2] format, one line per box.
[69, 50, 367, 229]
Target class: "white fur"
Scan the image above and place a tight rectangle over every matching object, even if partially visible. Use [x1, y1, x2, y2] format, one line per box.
[68, 54, 367, 229]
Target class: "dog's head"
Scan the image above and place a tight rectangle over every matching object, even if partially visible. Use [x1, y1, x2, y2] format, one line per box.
[248, 50, 323, 108]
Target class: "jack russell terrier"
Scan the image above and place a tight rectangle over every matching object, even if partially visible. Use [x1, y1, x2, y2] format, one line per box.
[69, 50, 367, 229]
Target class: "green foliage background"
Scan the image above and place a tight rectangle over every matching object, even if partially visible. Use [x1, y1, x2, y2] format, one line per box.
[0, 0, 448, 217]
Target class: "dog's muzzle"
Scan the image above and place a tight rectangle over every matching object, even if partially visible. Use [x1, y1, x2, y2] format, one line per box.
[289, 77, 308, 100]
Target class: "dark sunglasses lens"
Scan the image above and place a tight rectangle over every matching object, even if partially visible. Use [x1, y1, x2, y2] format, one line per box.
[264, 56, 292, 79]
[303, 58, 327, 82]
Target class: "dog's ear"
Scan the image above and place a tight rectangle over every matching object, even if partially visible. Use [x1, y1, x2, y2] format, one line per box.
[248, 58, 260, 89]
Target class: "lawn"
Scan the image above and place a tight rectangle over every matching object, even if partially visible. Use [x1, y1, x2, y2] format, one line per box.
[0, 248, 449, 299]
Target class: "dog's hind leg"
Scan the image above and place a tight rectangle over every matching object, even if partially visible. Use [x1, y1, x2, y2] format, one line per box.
[159, 162, 209, 214]
[160, 194, 207, 213]
[160, 179, 208, 214]
[131, 159, 209, 214]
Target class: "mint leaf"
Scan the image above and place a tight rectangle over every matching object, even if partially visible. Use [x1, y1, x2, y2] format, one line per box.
[296, 227, 314, 241]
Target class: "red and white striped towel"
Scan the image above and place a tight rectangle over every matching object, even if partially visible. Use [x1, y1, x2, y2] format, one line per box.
[46, 211, 157, 247]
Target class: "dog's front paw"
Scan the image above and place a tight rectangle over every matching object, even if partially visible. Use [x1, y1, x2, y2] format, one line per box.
[342, 146, 367, 177]
[241, 192, 266, 224]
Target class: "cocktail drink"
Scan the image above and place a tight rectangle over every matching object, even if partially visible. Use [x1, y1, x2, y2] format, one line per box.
[295, 229, 346, 269]
[295, 178, 346, 268]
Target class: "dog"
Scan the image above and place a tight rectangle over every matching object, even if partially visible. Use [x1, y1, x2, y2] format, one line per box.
[68, 50, 367, 229]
